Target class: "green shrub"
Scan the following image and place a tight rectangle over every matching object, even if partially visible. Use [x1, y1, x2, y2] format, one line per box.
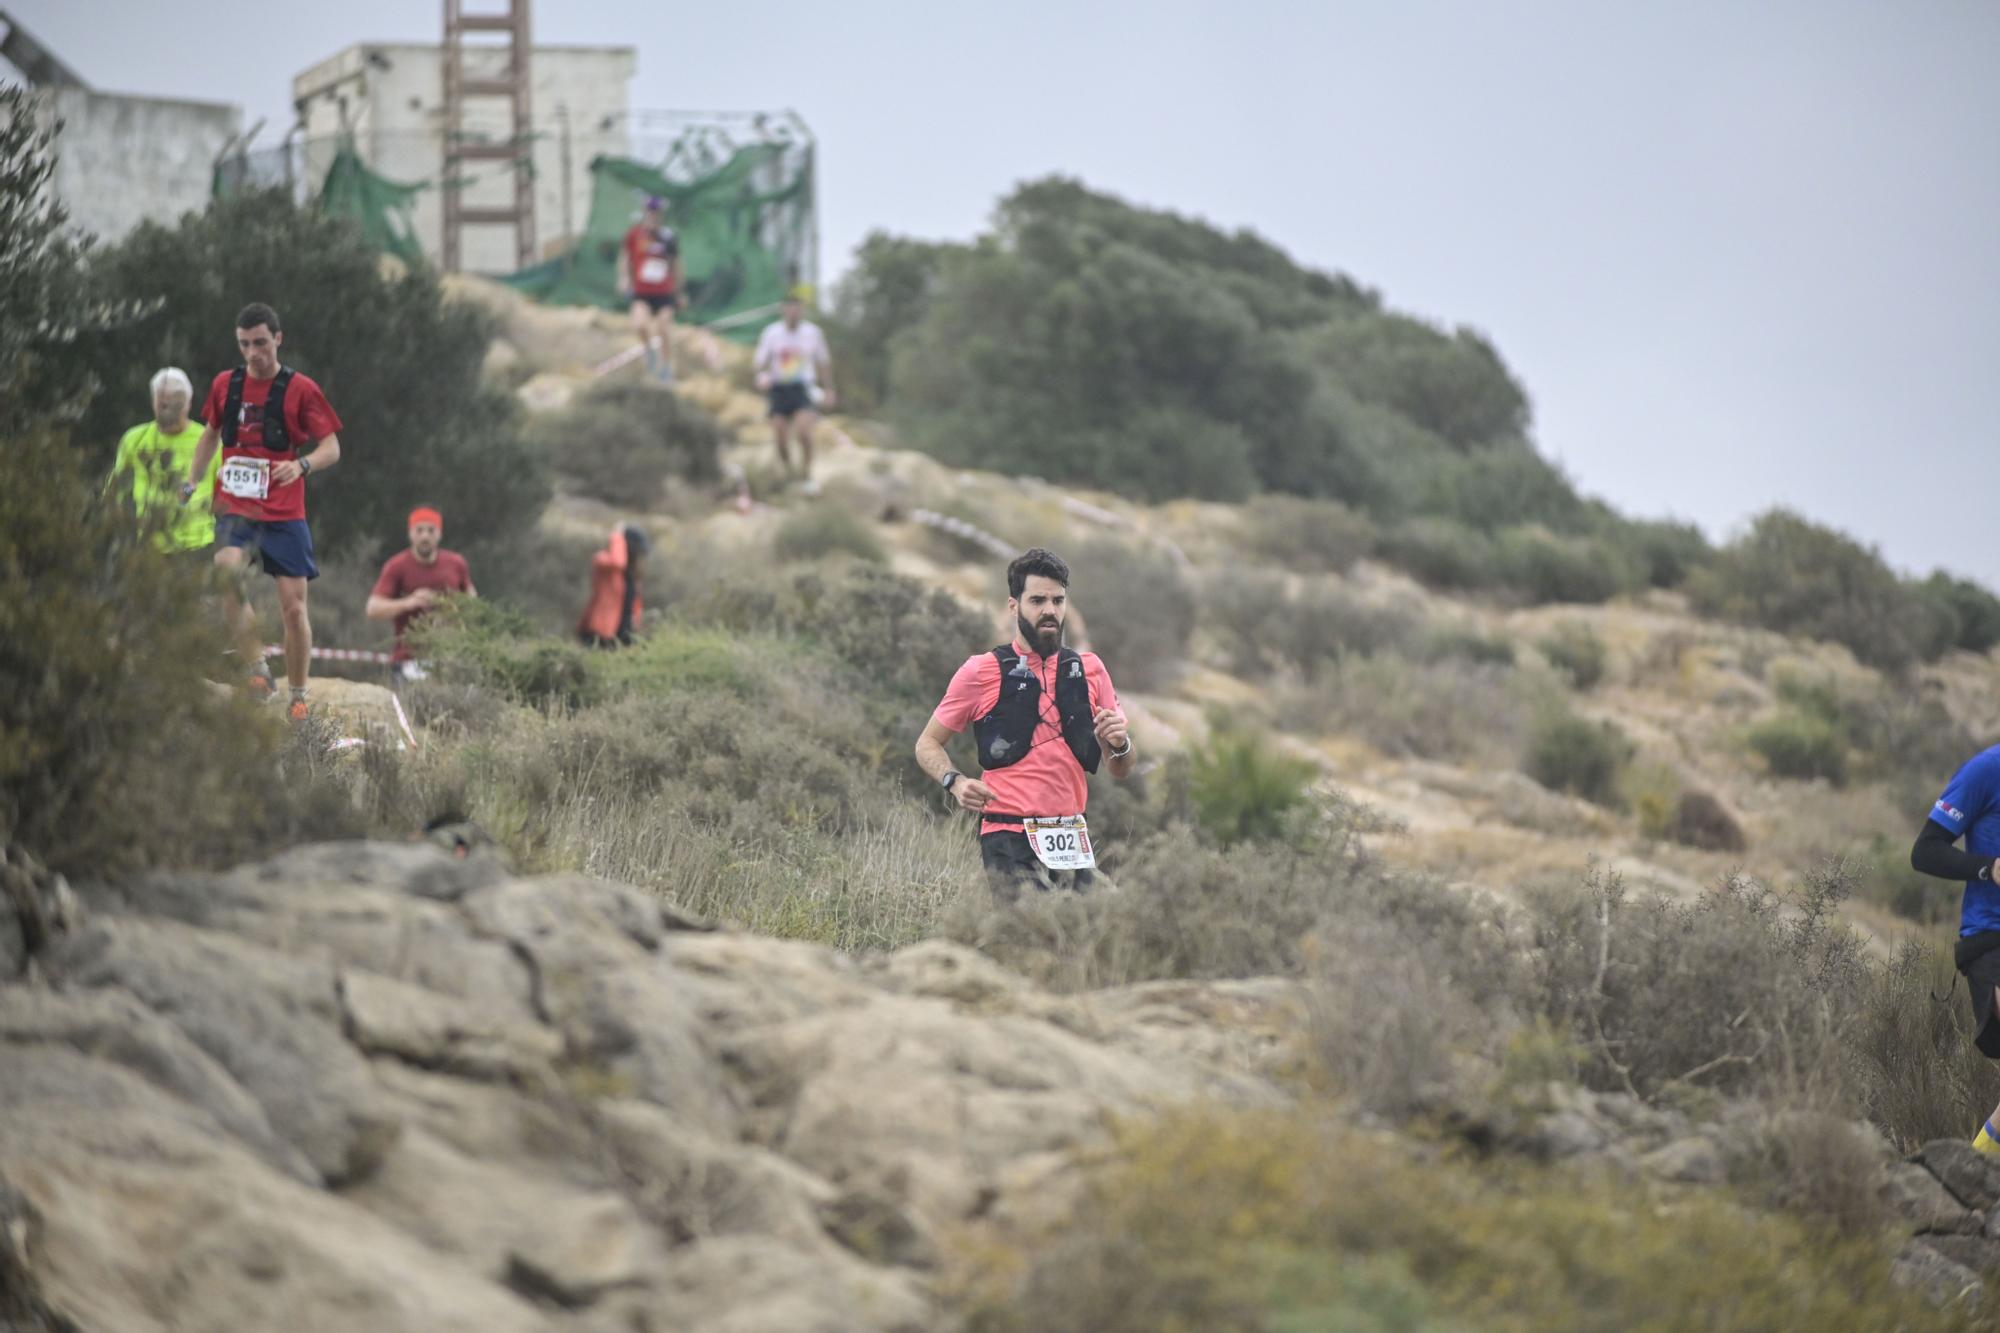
[1916, 571, 2000, 655]
[1376, 518, 1496, 591]
[1538, 620, 1607, 690]
[0, 89, 105, 439]
[1523, 706, 1632, 805]
[418, 597, 599, 708]
[527, 379, 721, 507]
[1417, 439, 1586, 532]
[1745, 710, 1849, 785]
[1492, 526, 1632, 605]
[1072, 539, 1194, 691]
[1690, 509, 1939, 672]
[773, 504, 887, 565]
[1239, 495, 1375, 573]
[75, 189, 549, 562]
[1613, 515, 1713, 589]
[0, 431, 358, 876]
[1179, 720, 1319, 847]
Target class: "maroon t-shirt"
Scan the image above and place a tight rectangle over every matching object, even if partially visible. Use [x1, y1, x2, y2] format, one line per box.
[371, 548, 473, 661]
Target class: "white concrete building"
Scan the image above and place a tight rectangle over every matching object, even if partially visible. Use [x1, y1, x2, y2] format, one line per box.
[1, 10, 241, 243]
[292, 42, 635, 274]
[39, 86, 241, 242]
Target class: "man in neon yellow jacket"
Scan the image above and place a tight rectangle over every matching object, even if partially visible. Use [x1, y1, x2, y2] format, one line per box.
[110, 367, 218, 553]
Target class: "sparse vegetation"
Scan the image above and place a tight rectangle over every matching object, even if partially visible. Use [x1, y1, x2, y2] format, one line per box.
[1239, 495, 1375, 573]
[1539, 620, 1608, 690]
[526, 379, 722, 507]
[773, 504, 887, 565]
[1072, 539, 1194, 691]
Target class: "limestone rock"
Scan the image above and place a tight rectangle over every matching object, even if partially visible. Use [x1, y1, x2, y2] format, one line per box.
[47, 918, 398, 1185]
[1639, 1136, 1726, 1185]
[1882, 1161, 1981, 1235]
[1914, 1139, 2000, 1212]
[1892, 1239, 1985, 1310]
[339, 969, 561, 1084]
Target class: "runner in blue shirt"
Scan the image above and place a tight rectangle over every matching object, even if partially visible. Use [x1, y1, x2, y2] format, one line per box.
[1911, 742, 2000, 1153]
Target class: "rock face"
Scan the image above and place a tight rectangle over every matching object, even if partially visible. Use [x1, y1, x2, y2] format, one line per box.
[0, 841, 1301, 1332]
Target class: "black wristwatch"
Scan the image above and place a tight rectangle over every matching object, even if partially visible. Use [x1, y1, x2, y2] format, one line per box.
[298, 456, 313, 478]
[941, 771, 962, 792]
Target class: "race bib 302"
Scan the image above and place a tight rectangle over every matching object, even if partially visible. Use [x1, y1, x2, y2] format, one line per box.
[1024, 815, 1096, 872]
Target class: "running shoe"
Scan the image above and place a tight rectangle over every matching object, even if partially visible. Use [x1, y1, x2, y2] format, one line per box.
[287, 697, 311, 723]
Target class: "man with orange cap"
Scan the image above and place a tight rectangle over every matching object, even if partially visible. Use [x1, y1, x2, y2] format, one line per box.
[366, 506, 476, 680]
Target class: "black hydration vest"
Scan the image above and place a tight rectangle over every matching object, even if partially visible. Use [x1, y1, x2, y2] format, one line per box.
[974, 644, 1101, 775]
[218, 366, 296, 452]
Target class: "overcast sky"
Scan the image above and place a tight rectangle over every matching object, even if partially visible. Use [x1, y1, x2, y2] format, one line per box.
[11, 0, 1996, 586]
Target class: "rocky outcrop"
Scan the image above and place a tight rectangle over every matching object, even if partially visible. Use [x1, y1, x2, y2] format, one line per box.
[0, 841, 1302, 1331]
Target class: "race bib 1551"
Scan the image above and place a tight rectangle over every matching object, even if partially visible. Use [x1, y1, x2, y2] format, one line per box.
[219, 457, 270, 500]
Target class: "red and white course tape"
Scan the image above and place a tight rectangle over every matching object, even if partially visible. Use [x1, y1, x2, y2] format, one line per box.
[261, 645, 395, 665]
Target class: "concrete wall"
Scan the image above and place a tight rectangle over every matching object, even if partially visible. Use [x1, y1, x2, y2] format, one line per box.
[43, 88, 241, 242]
[294, 43, 633, 274]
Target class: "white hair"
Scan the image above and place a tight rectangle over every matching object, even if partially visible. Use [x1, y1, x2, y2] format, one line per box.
[149, 367, 193, 400]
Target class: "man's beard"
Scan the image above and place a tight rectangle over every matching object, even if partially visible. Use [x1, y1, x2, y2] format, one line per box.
[1017, 612, 1062, 657]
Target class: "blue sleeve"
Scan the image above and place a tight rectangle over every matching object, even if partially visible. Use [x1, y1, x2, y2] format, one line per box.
[1934, 754, 1995, 838]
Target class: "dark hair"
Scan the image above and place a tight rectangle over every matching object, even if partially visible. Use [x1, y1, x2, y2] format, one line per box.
[236, 302, 281, 334]
[1007, 547, 1070, 599]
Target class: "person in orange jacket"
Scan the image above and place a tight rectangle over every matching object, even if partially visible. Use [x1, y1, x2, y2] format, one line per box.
[577, 523, 649, 648]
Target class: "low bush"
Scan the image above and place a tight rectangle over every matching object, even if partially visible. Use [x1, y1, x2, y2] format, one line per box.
[1538, 620, 1607, 690]
[1239, 494, 1375, 573]
[1375, 517, 1495, 592]
[953, 810, 1399, 993]
[1853, 938, 2000, 1149]
[773, 505, 886, 565]
[1071, 539, 1194, 691]
[1492, 525, 1632, 605]
[951, 1106, 1951, 1333]
[526, 379, 722, 507]
[1523, 706, 1632, 805]
[1745, 710, 1849, 785]
[1530, 864, 1865, 1101]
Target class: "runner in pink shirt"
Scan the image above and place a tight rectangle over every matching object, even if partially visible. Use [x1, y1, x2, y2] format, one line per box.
[916, 548, 1138, 900]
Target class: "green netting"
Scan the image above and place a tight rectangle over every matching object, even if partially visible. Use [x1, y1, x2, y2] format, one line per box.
[316, 146, 427, 270]
[502, 130, 815, 343]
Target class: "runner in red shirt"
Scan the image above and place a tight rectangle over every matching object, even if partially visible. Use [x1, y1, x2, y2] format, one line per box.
[915, 548, 1138, 901]
[366, 506, 476, 681]
[182, 302, 344, 720]
[618, 196, 683, 383]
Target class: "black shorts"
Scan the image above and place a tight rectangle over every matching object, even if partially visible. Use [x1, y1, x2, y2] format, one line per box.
[767, 383, 814, 419]
[980, 829, 1095, 903]
[1958, 932, 2000, 1058]
[634, 292, 678, 313]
